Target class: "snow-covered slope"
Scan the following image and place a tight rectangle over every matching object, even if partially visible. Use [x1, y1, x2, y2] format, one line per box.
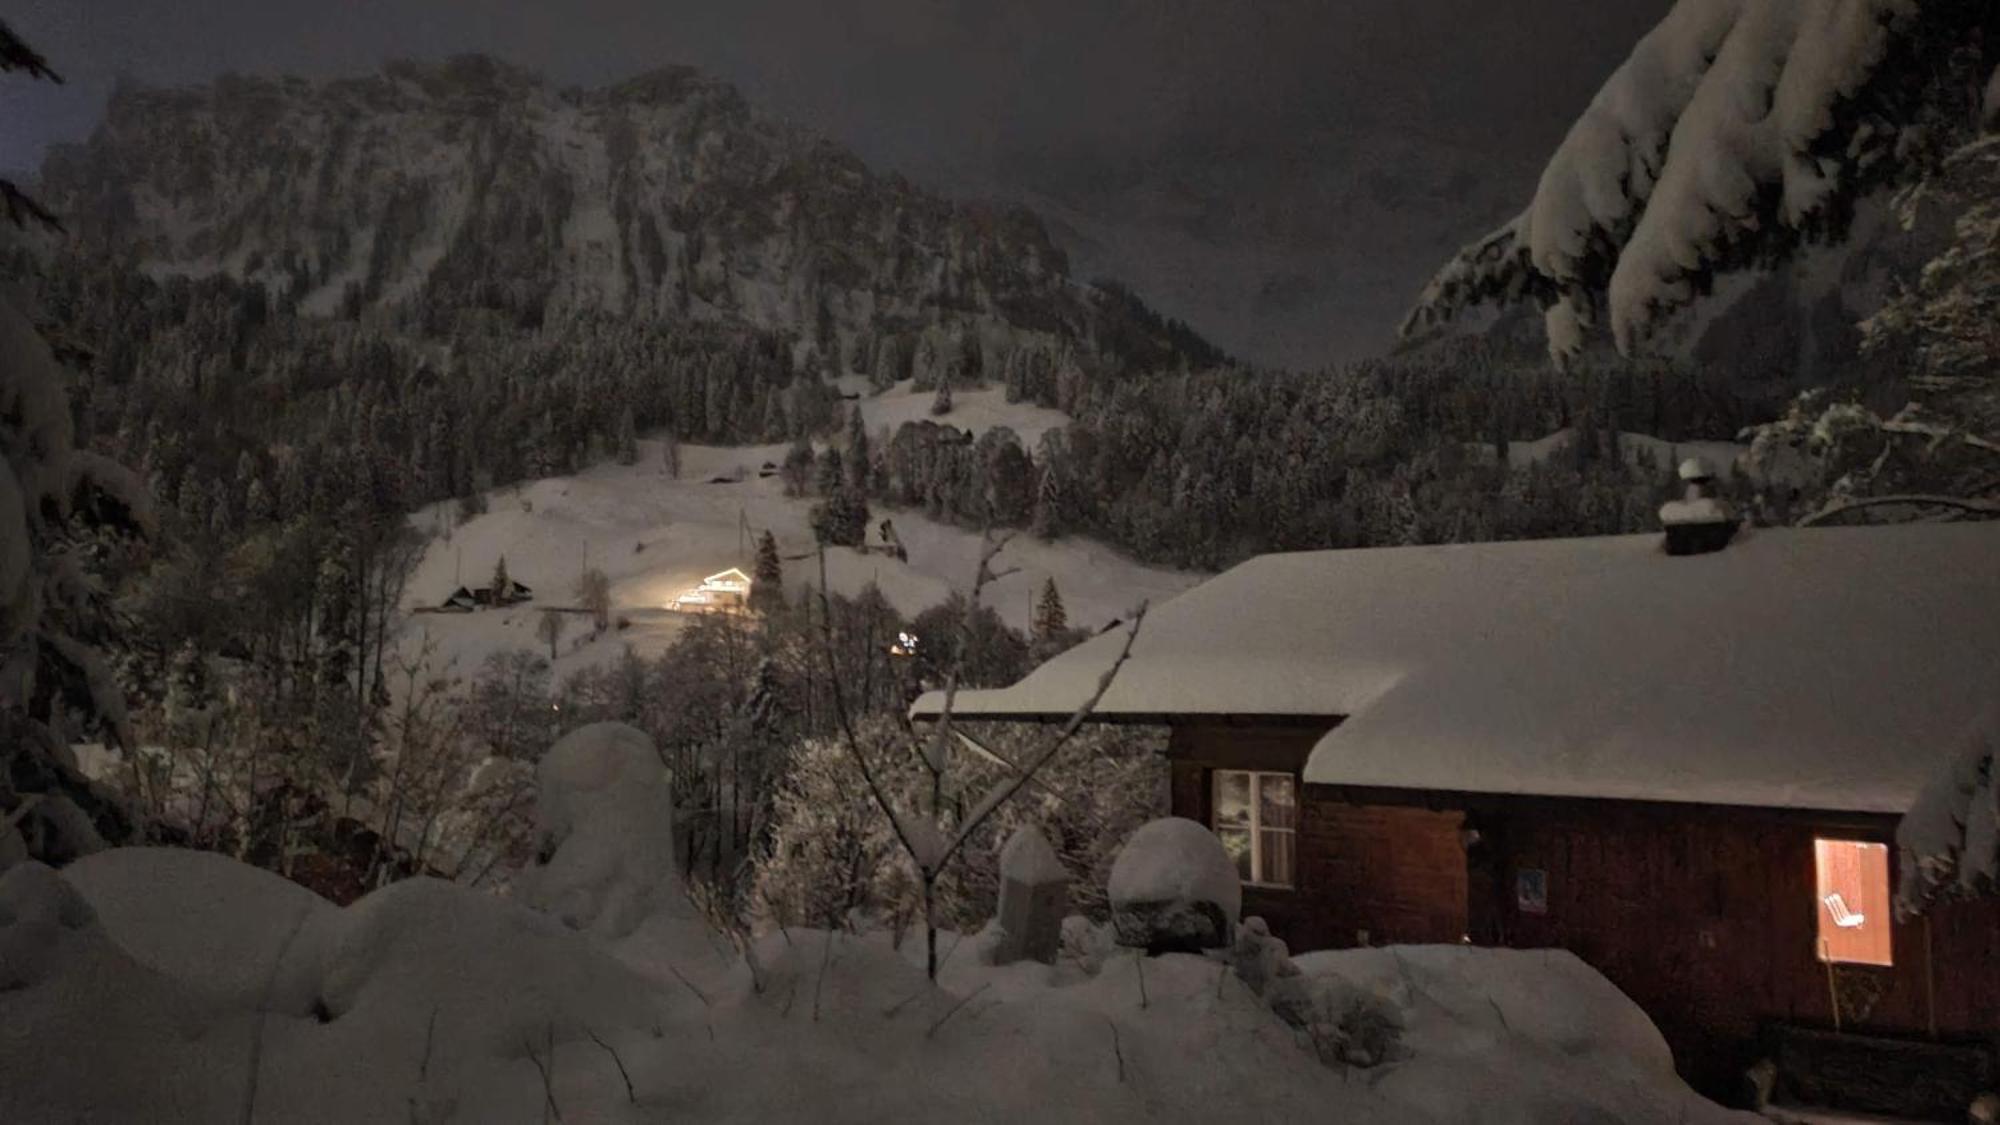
[853, 379, 1072, 450]
[402, 435, 1199, 681]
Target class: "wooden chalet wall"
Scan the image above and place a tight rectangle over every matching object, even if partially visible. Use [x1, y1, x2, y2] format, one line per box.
[1459, 795, 2000, 1093]
[1168, 721, 2000, 1097]
[1168, 724, 1467, 952]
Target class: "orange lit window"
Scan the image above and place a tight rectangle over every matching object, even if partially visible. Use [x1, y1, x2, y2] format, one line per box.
[1813, 839, 1892, 967]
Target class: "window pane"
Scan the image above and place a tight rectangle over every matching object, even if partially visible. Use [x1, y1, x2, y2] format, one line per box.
[1259, 829, 1296, 887]
[1217, 827, 1253, 882]
[1814, 838, 1892, 967]
[1214, 771, 1252, 830]
[1258, 774, 1297, 830]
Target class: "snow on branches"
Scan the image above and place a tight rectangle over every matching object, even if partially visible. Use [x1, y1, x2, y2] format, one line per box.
[1897, 699, 2000, 918]
[1, 293, 154, 864]
[1403, 0, 1996, 365]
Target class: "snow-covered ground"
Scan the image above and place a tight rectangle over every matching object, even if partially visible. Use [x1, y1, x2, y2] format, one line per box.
[1, 723, 1752, 1124]
[851, 378, 1073, 450]
[402, 432, 1198, 682]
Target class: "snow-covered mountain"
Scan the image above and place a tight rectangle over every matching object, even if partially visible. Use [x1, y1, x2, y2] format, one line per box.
[34, 55, 1216, 380]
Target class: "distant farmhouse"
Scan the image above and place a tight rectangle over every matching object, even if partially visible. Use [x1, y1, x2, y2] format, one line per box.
[436, 576, 533, 613]
[914, 521, 2000, 1105]
[669, 568, 752, 614]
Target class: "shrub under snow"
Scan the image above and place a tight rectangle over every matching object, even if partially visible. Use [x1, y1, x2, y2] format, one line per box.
[1107, 817, 1242, 952]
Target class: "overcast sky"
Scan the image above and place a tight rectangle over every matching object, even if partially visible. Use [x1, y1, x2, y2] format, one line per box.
[0, 0, 1665, 367]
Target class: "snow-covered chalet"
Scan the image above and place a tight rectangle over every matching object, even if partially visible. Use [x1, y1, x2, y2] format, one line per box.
[913, 520, 2000, 1102]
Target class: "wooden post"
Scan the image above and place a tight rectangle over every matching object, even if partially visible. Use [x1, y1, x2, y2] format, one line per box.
[1925, 914, 1937, 1039]
[1821, 938, 1842, 1032]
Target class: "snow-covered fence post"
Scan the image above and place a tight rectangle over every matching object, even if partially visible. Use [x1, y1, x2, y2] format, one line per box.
[993, 825, 1067, 965]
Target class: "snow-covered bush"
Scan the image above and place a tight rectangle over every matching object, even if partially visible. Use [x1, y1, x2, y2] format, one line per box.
[516, 721, 693, 940]
[1896, 700, 2000, 916]
[1108, 816, 1241, 952]
[752, 717, 1163, 937]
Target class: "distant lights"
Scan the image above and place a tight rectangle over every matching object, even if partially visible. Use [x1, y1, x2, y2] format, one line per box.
[891, 631, 919, 656]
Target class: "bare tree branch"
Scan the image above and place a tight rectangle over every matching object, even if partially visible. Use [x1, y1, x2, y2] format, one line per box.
[812, 544, 921, 864]
[936, 603, 1147, 872]
[0, 20, 61, 82]
[1800, 494, 2000, 526]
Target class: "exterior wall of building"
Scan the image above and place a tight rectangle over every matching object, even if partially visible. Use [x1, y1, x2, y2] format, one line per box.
[1455, 794, 2000, 1094]
[1168, 724, 1466, 952]
[1166, 720, 2000, 1098]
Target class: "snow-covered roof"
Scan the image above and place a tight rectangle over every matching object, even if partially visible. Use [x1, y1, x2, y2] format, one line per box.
[913, 524, 2000, 813]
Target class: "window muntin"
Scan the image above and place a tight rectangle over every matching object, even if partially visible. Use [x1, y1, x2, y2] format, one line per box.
[1213, 770, 1297, 888]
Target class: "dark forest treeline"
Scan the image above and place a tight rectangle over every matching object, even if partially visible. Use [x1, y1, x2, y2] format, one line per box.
[18, 250, 1788, 593]
[850, 339, 1777, 571]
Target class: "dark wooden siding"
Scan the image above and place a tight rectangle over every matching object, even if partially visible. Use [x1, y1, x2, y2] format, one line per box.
[1165, 721, 2000, 1098]
[1168, 724, 1466, 952]
[1458, 795, 2000, 1093]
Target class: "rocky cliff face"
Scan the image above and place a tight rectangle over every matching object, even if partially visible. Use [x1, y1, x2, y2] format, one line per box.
[38, 56, 1210, 383]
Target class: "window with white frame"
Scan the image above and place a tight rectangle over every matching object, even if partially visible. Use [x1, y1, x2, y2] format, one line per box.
[1212, 769, 1297, 888]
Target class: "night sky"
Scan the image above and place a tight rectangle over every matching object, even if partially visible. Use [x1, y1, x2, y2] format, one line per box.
[0, 0, 1665, 366]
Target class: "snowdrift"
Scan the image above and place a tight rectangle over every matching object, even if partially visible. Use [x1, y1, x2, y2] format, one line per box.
[0, 722, 1750, 1123]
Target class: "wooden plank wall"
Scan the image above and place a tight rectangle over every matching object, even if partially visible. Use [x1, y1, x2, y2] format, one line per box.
[1168, 724, 1466, 951]
[1472, 798, 2000, 1093]
[1165, 721, 2000, 1099]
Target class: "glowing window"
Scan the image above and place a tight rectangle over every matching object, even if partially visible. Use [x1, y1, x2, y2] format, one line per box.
[1814, 838, 1892, 967]
[1212, 770, 1296, 888]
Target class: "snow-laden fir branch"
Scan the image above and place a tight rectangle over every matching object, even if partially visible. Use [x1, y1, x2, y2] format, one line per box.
[1403, 0, 1995, 365]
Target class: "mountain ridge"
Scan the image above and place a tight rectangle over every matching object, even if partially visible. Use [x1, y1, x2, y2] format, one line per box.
[35, 53, 1222, 384]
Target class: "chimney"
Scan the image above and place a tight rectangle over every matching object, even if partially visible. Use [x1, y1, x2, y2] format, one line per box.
[1659, 456, 1738, 556]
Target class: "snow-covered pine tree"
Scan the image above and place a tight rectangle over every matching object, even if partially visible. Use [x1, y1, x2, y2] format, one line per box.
[614, 406, 638, 466]
[1032, 577, 1068, 644]
[930, 380, 954, 417]
[751, 531, 784, 613]
[813, 447, 844, 497]
[1742, 83, 2000, 523]
[491, 555, 511, 599]
[1402, 0, 1998, 365]
[844, 404, 870, 491]
[1, 276, 155, 865]
[0, 21, 62, 232]
[780, 436, 813, 497]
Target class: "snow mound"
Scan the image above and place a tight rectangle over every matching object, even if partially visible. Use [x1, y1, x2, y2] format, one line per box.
[0, 862, 245, 1123]
[0, 860, 99, 991]
[1108, 817, 1242, 918]
[1292, 945, 1738, 1124]
[1, 852, 1752, 1124]
[62, 845, 336, 1008]
[518, 721, 694, 940]
[274, 876, 674, 1061]
[1108, 817, 1241, 950]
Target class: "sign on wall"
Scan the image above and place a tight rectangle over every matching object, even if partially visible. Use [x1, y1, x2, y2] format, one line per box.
[1516, 868, 1548, 915]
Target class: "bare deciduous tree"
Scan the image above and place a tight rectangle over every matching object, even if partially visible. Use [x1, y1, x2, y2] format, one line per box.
[811, 532, 1146, 979]
[537, 609, 567, 662]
